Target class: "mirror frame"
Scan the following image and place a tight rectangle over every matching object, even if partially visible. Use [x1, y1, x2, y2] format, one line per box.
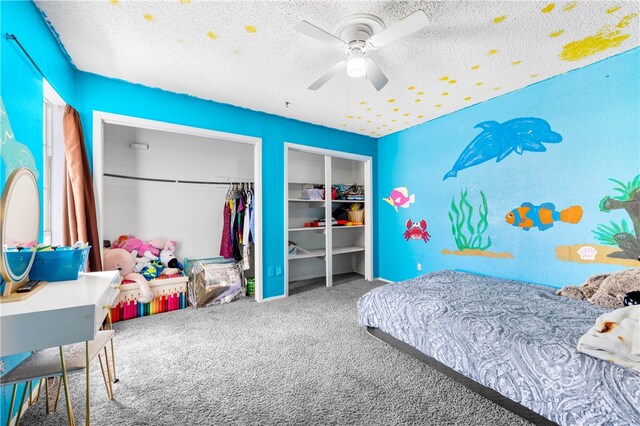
[0, 167, 40, 288]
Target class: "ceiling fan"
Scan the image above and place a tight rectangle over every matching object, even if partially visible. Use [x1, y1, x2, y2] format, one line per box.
[294, 10, 429, 91]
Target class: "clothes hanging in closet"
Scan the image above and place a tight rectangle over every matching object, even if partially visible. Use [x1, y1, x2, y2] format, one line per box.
[219, 183, 254, 268]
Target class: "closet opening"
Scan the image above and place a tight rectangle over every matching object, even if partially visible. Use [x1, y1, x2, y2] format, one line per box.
[92, 112, 263, 302]
[284, 143, 372, 297]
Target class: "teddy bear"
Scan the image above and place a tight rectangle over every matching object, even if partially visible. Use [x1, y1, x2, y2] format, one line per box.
[557, 268, 640, 309]
[104, 248, 154, 304]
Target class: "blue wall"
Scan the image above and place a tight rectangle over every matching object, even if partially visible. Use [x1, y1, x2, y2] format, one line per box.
[377, 48, 640, 287]
[0, 0, 76, 421]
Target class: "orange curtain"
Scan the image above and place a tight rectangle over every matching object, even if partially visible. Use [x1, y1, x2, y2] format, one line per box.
[62, 105, 102, 271]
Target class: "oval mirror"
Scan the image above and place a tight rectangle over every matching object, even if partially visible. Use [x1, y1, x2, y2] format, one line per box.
[0, 168, 40, 286]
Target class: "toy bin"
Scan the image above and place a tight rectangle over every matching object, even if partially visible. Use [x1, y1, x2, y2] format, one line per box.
[29, 247, 91, 282]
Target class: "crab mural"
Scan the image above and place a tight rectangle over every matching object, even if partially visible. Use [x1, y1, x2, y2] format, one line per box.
[404, 219, 431, 243]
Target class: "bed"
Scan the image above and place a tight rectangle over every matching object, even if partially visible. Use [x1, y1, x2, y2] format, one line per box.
[358, 270, 640, 426]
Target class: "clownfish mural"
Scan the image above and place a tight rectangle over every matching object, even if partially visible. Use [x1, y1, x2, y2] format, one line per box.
[505, 202, 583, 231]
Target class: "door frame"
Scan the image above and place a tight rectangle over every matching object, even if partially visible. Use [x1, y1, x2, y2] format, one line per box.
[92, 111, 264, 302]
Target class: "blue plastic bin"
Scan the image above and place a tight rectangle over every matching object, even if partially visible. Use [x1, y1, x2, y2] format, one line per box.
[4, 249, 37, 278]
[29, 246, 91, 282]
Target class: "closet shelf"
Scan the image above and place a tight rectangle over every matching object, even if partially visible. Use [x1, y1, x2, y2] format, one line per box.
[331, 200, 364, 203]
[332, 246, 365, 255]
[288, 248, 326, 260]
[288, 199, 325, 203]
[288, 227, 325, 232]
[333, 225, 365, 229]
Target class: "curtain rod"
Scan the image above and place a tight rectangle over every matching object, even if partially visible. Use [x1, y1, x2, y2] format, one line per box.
[5, 34, 45, 78]
[104, 173, 253, 186]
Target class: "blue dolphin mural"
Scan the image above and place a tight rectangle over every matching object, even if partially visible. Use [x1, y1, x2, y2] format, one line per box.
[443, 117, 562, 180]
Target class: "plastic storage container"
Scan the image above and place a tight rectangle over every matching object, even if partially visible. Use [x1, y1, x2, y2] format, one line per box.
[29, 247, 91, 282]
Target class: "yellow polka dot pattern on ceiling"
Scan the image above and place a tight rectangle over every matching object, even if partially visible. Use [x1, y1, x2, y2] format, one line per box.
[471, 65, 480, 70]
[449, 79, 457, 84]
[561, 14, 637, 61]
[563, 2, 576, 11]
[408, 86, 415, 90]
[403, 113, 410, 117]
[207, 31, 218, 40]
[245, 25, 257, 33]
[144, 14, 154, 22]
[346, 115, 354, 119]
[541, 3, 555, 14]
[393, 108, 399, 112]
[530, 74, 540, 78]
[606, 6, 621, 14]
[417, 115, 424, 119]
[617, 13, 638, 29]
[464, 97, 471, 101]
[417, 91, 424, 95]
[387, 98, 395, 103]
[493, 86, 502, 91]
[488, 49, 498, 55]
[442, 92, 449, 96]
[179, 0, 191, 4]
[439, 76, 449, 81]
[415, 99, 421, 102]
[475, 82, 483, 86]
[512, 60, 522, 65]
[359, 101, 367, 105]
[109, 0, 119, 5]
[550, 29, 564, 37]
[493, 15, 507, 24]
[435, 104, 442, 108]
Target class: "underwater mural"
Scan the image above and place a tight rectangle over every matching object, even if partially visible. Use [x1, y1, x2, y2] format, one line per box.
[0, 97, 39, 181]
[442, 189, 513, 258]
[556, 174, 640, 267]
[404, 219, 430, 243]
[443, 117, 562, 180]
[384, 187, 415, 212]
[505, 202, 583, 231]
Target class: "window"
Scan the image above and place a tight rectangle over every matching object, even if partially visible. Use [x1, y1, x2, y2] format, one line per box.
[43, 80, 66, 246]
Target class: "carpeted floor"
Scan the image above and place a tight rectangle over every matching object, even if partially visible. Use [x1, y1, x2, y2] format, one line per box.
[20, 274, 530, 425]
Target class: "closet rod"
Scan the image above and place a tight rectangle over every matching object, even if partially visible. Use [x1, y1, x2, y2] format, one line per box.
[104, 173, 253, 185]
[5, 34, 45, 78]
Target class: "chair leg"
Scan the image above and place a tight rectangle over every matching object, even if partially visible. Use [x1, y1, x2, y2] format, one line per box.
[34, 379, 43, 404]
[28, 381, 32, 406]
[6, 384, 17, 426]
[106, 312, 119, 383]
[86, 341, 90, 426]
[14, 382, 29, 425]
[98, 354, 112, 400]
[53, 377, 62, 413]
[58, 346, 75, 426]
[103, 348, 114, 399]
[45, 378, 51, 415]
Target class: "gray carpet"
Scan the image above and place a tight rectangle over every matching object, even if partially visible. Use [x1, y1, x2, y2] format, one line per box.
[20, 275, 530, 425]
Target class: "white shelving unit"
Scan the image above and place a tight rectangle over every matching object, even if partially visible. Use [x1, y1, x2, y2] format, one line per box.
[284, 144, 372, 295]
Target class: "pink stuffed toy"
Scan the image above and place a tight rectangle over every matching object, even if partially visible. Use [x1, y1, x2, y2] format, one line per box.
[112, 235, 159, 259]
[104, 248, 154, 304]
[147, 238, 177, 253]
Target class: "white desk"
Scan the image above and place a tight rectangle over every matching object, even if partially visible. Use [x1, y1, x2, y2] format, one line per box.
[0, 271, 120, 357]
[0, 271, 120, 426]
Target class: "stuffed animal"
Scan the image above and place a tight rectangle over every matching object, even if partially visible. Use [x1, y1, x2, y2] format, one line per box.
[557, 268, 640, 309]
[112, 235, 159, 259]
[140, 258, 164, 280]
[104, 248, 154, 304]
[159, 248, 183, 276]
[148, 238, 177, 253]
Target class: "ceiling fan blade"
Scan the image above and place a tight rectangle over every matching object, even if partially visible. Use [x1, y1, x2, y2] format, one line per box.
[365, 59, 388, 91]
[308, 61, 346, 90]
[295, 21, 348, 50]
[367, 10, 429, 49]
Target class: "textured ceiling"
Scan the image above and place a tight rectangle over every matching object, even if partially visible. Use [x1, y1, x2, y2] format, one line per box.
[36, 1, 639, 138]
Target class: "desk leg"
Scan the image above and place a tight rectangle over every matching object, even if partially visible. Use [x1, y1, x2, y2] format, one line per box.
[86, 341, 90, 426]
[6, 384, 17, 426]
[59, 346, 75, 426]
[45, 379, 50, 415]
[98, 354, 112, 399]
[15, 383, 29, 425]
[103, 348, 114, 399]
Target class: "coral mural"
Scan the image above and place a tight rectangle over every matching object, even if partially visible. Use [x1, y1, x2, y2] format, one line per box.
[505, 202, 583, 231]
[403, 219, 430, 243]
[443, 189, 513, 258]
[0, 97, 39, 181]
[557, 175, 640, 267]
[593, 175, 640, 259]
[443, 117, 562, 180]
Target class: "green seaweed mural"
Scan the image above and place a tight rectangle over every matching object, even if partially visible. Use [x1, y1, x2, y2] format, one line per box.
[443, 190, 513, 258]
[593, 175, 640, 259]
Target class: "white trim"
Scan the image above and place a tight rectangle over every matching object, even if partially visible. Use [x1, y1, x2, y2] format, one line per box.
[284, 142, 372, 162]
[260, 294, 287, 303]
[43, 80, 66, 106]
[92, 111, 264, 302]
[283, 147, 289, 298]
[374, 277, 395, 283]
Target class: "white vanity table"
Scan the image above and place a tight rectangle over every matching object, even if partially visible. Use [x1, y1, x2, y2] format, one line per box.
[0, 271, 120, 425]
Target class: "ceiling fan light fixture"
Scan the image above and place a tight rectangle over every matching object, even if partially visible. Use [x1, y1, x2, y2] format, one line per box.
[346, 51, 366, 78]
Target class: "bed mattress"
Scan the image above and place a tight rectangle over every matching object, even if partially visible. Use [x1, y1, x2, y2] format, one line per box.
[358, 270, 640, 426]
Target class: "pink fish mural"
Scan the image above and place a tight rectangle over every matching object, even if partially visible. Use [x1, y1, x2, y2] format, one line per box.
[383, 187, 415, 212]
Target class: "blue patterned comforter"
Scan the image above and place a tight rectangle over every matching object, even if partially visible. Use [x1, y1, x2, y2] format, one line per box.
[358, 270, 640, 426]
